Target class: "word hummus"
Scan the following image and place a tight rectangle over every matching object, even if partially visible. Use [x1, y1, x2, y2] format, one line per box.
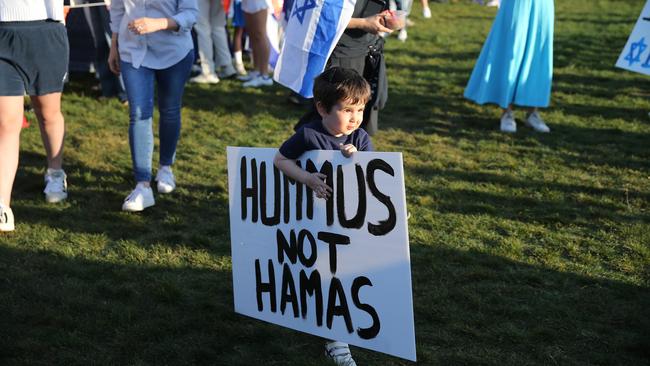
[238, 156, 397, 236]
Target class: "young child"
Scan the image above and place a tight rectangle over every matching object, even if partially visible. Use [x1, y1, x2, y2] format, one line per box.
[273, 66, 372, 365]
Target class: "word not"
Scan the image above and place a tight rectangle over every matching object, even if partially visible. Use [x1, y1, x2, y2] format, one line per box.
[239, 157, 397, 236]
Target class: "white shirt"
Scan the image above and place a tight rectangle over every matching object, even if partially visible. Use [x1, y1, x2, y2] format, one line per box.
[110, 0, 197, 69]
[0, 0, 64, 21]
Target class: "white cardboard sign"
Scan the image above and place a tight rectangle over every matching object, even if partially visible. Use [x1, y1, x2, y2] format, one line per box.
[616, 0, 650, 75]
[227, 147, 416, 361]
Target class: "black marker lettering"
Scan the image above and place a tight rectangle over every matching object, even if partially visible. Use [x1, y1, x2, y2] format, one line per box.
[240, 156, 258, 222]
[352, 276, 380, 339]
[276, 229, 298, 265]
[366, 159, 396, 236]
[280, 263, 299, 317]
[317, 231, 350, 275]
[299, 269, 323, 326]
[255, 259, 276, 312]
[336, 164, 366, 229]
[326, 277, 353, 333]
[260, 162, 281, 226]
[297, 229, 317, 267]
[306, 159, 334, 224]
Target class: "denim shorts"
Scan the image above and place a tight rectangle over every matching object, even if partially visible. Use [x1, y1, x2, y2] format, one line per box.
[0, 20, 69, 96]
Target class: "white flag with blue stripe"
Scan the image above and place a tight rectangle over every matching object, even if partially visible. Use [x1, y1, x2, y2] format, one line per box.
[273, 0, 356, 98]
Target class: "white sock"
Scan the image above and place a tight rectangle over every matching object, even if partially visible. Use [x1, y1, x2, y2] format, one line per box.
[233, 51, 243, 65]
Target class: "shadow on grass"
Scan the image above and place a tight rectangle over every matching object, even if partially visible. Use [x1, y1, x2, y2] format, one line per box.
[0, 244, 647, 365]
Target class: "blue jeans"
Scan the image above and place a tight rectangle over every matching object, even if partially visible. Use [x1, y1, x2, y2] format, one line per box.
[121, 51, 194, 182]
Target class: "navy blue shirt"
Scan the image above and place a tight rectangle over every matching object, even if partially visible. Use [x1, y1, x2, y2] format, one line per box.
[279, 119, 374, 159]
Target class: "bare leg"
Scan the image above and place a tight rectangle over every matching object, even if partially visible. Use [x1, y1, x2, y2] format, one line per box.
[31, 92, 65, 170]
[0, 96, 24, 206]
[244, 9, 269, 75]
[234, 26, 244, 53]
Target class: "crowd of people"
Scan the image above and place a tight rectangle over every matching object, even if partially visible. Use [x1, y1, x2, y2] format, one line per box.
[0, 0, 555, 363]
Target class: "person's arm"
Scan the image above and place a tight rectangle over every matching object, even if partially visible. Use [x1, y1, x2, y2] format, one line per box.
[108, 33, 120, 74]
[347, 14, 392, 34]
[274, 152, 333, 199]
[127, 0, 198, 35]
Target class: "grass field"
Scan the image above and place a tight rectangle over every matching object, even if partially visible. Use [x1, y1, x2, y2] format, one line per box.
[1, 0, 649, 365]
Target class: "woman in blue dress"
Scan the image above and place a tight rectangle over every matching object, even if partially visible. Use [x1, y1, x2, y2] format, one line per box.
[464, 0, 554, 133]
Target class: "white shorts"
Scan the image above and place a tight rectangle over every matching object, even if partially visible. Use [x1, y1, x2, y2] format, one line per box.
[241, 0, 269, 14]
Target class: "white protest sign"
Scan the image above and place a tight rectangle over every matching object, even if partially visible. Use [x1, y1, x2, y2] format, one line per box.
[616, 0, 650, 75]
[227, 147, 416, 361]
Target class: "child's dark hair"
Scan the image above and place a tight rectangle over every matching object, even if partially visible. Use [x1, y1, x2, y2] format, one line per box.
[313, 67, 371, 112]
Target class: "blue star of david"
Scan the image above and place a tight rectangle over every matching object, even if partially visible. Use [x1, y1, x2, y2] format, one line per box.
[625, 37, 647, 66]
[643, 52, 650, 69]
[292, 0, 317, 24]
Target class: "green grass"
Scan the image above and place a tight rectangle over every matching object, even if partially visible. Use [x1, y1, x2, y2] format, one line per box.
[1, 0, 649, 365]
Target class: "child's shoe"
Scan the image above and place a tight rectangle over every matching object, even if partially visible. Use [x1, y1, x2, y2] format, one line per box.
[44, 168, 68, 203]
[525, 111, 550, 133]
[156, 166, 176, 194]
[500, 110, 516, 133]
[0, 204, 14, 232]
[122, 183, 155, 212]
[325, 341, 357, 366]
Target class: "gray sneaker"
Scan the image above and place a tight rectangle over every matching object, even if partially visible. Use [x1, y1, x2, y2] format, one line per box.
[525, 111, 550, 133]
[44, 168, 68, 203]
[217, 64, 238, 79]
[500, 110, 517, 133]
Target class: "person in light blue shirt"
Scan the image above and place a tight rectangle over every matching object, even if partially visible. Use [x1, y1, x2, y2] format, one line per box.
[108, 0, 198, 212]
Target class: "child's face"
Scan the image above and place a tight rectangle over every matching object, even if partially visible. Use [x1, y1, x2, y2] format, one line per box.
[317, 99, 365, 137]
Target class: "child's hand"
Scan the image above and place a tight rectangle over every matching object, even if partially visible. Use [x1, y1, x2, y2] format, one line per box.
[305, 173, 332, 199]
[340, 144, 357, 158]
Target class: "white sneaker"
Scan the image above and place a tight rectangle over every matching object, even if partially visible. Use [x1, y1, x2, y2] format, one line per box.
[44, 168, 68, 203]
[122, 183, 155, 212]
[0, 204, 14, 232]
[243, 74, 273, 88]
[190, 73, 220, 84]
[486, 0, 500, 7]
[423, 6, 431, 18]
[500, 110, 517, 133]
[156, 166, 176, 194]
[238, 70, 259, 82]
[325, 342, 357, 366]
[525, 111, 551, 133]
[397, 28, 408, 42]
[217, 64, 238, 79]
[235, 63, 247, 76]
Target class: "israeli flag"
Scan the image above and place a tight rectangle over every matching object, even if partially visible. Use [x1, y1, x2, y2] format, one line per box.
[273, 0, 356, 97]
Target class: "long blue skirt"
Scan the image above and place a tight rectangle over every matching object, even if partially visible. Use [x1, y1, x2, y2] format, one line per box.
[464, 0, 554, 109]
